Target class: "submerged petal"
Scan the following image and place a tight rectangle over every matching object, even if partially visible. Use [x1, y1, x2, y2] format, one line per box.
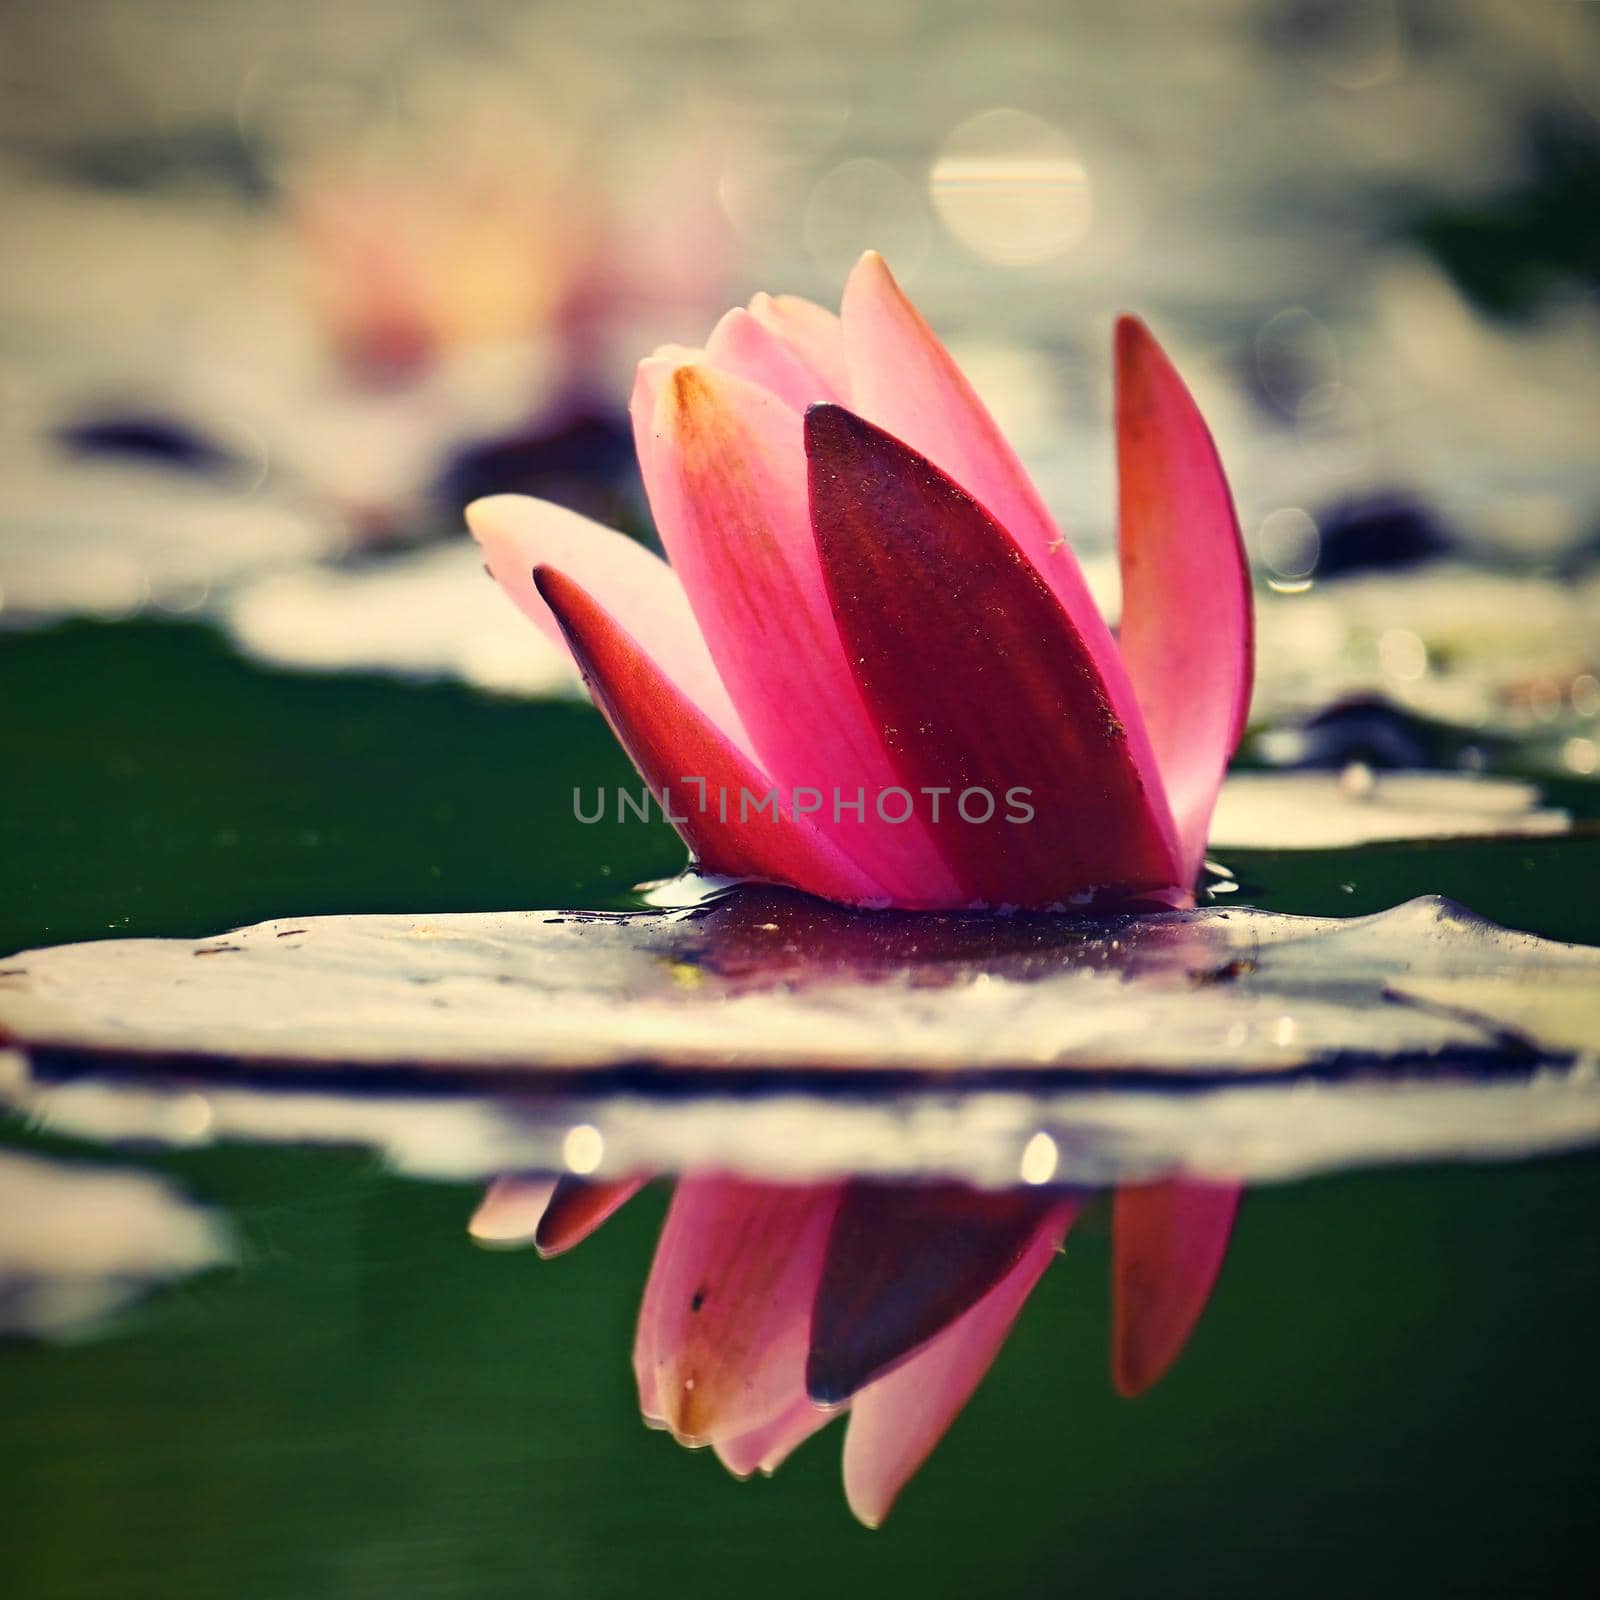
[714, 1394, 840, 1480]
[467, 1175, 556, 1246]
[633, 1179, 843, 1447]
[534, 1175, 648, 1258]
[536, 567, 887, 901]
[841, 1200, 1078, 1527]
[1112, 1178, 1241, 1397]
[467, 493, 745, 746]
[807, 1182, 1062, 1402]
[1115, 317, 1253, 879]
[631, 362, 962, 905]
[806, 403, 1183, 907]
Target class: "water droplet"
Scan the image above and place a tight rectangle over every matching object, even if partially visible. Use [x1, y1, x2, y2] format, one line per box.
[562, 1123, 604, 1175]
[1019, 1131, 1059, 1186]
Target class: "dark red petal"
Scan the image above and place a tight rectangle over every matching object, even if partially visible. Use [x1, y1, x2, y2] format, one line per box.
[805, 403, 1182, 907]
[841, 1199, 1078, 1526]
[534, 1175, 648, 1258]
[534, 565, 886, 902]
[805, 1181, 1064, 1403]
[1113, 1178, 1241, 1396]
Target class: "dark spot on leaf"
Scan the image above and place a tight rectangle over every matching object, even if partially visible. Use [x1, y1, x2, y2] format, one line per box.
[1188, 957, 1257, 986]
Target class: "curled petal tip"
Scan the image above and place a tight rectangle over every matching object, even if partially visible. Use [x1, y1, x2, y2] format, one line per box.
[467, 1175, 556, 1247]
[534, 1175, 647, 1259]
[800, 398, 856, 444]
[1114, 315, 1155, 375]
[1113, 313, 1174, 384]
[529, 562, 563, 611]
[462, 492, 524, 540]
[846, 249, 899, 300]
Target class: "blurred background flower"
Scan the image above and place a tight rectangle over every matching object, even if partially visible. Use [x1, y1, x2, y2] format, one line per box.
[1, 2, 1595, 741]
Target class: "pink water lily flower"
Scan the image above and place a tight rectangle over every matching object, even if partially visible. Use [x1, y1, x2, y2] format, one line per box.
[472, 1171, 1240, 1526]
[469, 251, 1252, 910]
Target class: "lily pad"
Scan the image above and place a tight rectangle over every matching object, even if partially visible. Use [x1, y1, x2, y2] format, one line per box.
[223, 541, 581, 696]
[1208, 771, 1569, 850]
[1250, 564, 1600, 746]
[2, 892, 1597, 1188]
[0, 454, 340, 626]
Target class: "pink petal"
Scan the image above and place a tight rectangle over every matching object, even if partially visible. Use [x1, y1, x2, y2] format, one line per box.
[714, 1395, 841, 1480]
[1112, 1178, 1241, 1397]
[842, 1200, 1079, 1527]
[467, 1175, 555, 1246]
[467, 493, 746, 749]
[807, 1183, 1063, 1402]
[1115, 316, 1254, 880]
[634, 1212, 670, 1427]
[705, 307, 842, 411]
[535, 567, 887, 902]
[630, 361, 963, 906]
[633, 1178, 843, 1447]
[534, 1175, 648, 1259]
[806, 404, 1184, 908]
[839, 252, 1176, 861]
[747, 292, 851, 400]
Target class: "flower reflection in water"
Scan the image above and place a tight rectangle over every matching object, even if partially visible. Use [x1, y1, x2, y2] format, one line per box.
[472, 1167, 1238, 1526]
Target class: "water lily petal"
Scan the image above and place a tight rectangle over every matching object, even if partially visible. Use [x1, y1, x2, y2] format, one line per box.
[631, 362, 962, 904]
[535, 567, 887, 901]
[467, 493, 744, 744]
[534, 1175, 649, 1258]
[842, 1200, 1078, 1527]
[633, 1179, 843, 1447]
[467, 1175, 555, 1246]
[634, 1222, 669, 1427]
[806, 403, 1184, 907]
[748, 291, 851, 399]
[807, 1182, 1062, 1402]
[1115, 317, 1253, 879]
[705, 308, 841, 411]
[1112, 1178, 1241, 1397]
[713, 1394, 840, 1480]
[839, 252, 1172, 832]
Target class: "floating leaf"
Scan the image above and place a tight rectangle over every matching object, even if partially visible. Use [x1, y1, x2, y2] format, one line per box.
[2, 892, 1597, 1187]
[1209, 771, 1568, 850]
[223, 542, 581, 697]
[1251, 565, 1600, 744]
[0, 457, 338, 626]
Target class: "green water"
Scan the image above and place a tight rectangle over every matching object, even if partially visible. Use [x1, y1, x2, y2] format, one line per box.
[3, 621, 1599, 1597]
